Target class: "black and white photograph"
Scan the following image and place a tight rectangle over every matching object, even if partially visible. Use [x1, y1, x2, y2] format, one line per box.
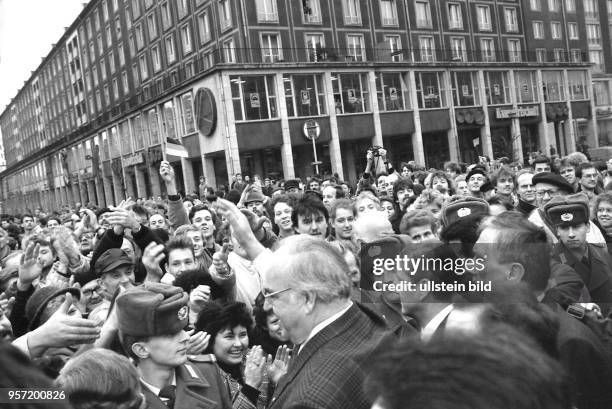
[1, 0, 612, 408]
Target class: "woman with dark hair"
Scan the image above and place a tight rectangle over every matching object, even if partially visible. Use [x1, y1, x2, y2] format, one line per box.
[250, 295, 292, 357]
[195, 301, 289, 409]
[593, 193, 612, 256]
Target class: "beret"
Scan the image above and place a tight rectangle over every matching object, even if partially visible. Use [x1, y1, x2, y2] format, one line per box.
[544, 193, 590, 227]
[441, 197, 490, 227]
[532, 172, 573, 193]
[93, 248, 134, 279]
[117, 282, 189, 337]
[466, 166, 488, 182]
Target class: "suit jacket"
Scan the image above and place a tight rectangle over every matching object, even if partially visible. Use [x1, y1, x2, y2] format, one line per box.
[142, 357, 232, 409]
[552, 243, 612, 314]
[553, 304, 612, 409]
[269, 303, 389, 409]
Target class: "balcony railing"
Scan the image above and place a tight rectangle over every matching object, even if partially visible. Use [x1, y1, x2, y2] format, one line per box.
[382, 17, 398, 26]
[344, 15, 361, 25]
[258, 11, 279, 22]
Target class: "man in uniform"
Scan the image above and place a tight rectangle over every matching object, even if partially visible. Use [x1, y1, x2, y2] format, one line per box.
[546, 193, 612, 314]
[116, 282, 231, 409]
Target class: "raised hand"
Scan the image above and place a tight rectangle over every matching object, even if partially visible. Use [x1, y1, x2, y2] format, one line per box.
[186, 329, 210, 354]
[159, 161, 178, 195]
[266, 345, 291, 385]
[18, 243, 43, 290]
[212, 243, 231, 278]
[106, 207, 140, 234]
[244, 345, 267, 389]
[189, 285, 211, 313]
[0, 293, 16, 318]
[26, 293, 101, 357]
[142, 242, 165, 281]
[212, 199, 265, 261]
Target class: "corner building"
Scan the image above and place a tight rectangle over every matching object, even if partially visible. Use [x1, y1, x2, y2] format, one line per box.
[0, 0, 596, 212]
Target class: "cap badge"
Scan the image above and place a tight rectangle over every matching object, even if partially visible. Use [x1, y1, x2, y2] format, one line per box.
[457, 207, 472, 217]
[177, 306, 189, 321]
[560, 213, 573, 222]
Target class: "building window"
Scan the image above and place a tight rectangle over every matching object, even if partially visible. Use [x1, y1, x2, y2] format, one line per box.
[165, 35, 176, 63]
[302, 0, 322, 23]
[230, 75, 277, 121]
[179, 92, 196, 134]
[584, 0, 598, 19]
[331, 73, 370, 114]
[447, 3, 462, 29]
[112, 78, 119, 100]
[257, 0, 278, 22]
[375, 72, 409, 111]
[504, 8, 518, 32]
[553, 49, 565, 62]
[587, 24, 601, 46]
[147, 13, 157, 40]
[261, 33, 282, 62]
[103, 85, 110, 106]
[181, 24, 192, 54]
[131, 0, 140, 20]
[122, 70, 129, 92]
[97, 34, 104, 55]
[197, 12, 211, 44]
[419, 36, 435, 62]
[508, 39, 521, 62]
[532, 21, 544, 39]
[542, 70, 565, 101]
[115, 17, 121, 37]
[160, 2, 172, 29]
[135, 24, 144, 49]
[568, 22, 578, 40]
[109, 52, 116, 73]
[220, 0, 233, 30]
[548, 0, 560, 12]
[223, 38, 236, 62]
[451, 72, 480, 107]
[106, 25, 112, 46]
[485, 71, 510, 105]
[568, 71, 588, 100]
[566, 0, 576, 12]
[176, 0, 189, 19]
[415, 71, 447, 109]
[594, 81, 610, 106]
[139, 54, 148, 80]
[385, 35, 402, 62]
[480, 38, 495, 62]
[152, 44, 161, 72]
[283, 74, 327, 117]
[132, 63, 140, 86]
[305, 33, 325, 61]
[415, 1, 432, 28]
[100, 58, 107, 80]
[450, 37, 466, 62]
[570, 49, 582, 63]
[536, 48, 547, 62]
[590, 50, 604, 72]
[380, 0, 398, 26]
[93, 65, 99, 86]
[343, 0, 362, 25]
[346, 34, 365, 61]
[515, 71, 538, 103]
[102, 0, 109, 21]
[551, 22, 561, 39]
[118, 43, 125, 66]
[477, 5, 492, 31]
[530, 0, 541, 11]
[608, 0, 612, 19]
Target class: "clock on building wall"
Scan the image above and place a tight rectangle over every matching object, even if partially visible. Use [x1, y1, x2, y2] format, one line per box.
[195, 88, 217, 136]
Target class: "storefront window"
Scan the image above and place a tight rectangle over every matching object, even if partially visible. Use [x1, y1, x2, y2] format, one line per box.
[101, 131, 110, 160]
[180, 92, 196, 134]
[452, 71, 480, 106]
[416, 71, 447, 109]
[568, 70, 588, 100]
[375, 72, 410, 111]
[514, 71, 538, 104]
[120, 121, 132, 154]
[484, 71, 510, 105]
[283, 74, 327, 117]
[542, 70, 565, 102]
[131, 115, 145, 151]
[331, 73, 370, 114]
[162, 100, 178, 141]
[594, 81, 610, 106]
[147, 108, 160, 145]
[231, 75, 278, 121]
[109, 127, 120, 158]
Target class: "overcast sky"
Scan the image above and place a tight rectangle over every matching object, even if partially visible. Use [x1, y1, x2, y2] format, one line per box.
[0, 0, 87, 112]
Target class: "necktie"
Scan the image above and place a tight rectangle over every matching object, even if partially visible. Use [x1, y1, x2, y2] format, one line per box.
[159, 385, 176, 409]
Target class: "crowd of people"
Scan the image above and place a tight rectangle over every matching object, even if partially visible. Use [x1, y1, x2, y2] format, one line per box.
[1, 147, 612, 409]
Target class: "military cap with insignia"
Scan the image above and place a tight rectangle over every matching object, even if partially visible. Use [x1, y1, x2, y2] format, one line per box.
[441, 197, 489, 227]
[544, 193, 590, 228]
[116, 282, 189, 337]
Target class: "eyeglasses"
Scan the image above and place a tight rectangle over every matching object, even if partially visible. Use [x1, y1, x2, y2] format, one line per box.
[262, 287, 292, 300]
[535, 190, 561, 198]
